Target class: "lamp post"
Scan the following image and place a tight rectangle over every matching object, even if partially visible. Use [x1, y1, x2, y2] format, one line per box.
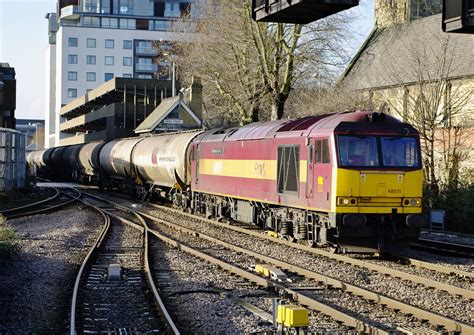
[162, 51, 177, 97]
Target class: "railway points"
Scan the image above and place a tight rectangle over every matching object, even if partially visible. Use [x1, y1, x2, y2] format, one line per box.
[0, 187, 81, 219]
[83, 190, 474, 334]
[2, 182, 472, 333]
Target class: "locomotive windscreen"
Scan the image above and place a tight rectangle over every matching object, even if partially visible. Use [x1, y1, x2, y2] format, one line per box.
[337, 136, 420, 168]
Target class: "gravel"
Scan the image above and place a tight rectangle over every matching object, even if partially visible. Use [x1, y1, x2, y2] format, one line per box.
[149, 221, 450, 333]
[0, 205, 103, 334]
[144, 205, 473, 326]
[78, 216, 163, 333]
[150, 234, 358, 334]
[420, 230, 474, 247]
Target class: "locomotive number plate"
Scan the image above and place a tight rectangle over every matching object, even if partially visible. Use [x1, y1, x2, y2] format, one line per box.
[388, 188, 402, 194]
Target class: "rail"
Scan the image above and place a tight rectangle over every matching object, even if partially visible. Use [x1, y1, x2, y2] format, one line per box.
[139, 210, 474, 334]
[145, 202, 474, 297]
[69, 196, 111, 335]
[80, 191, 180, 334]
[0, 188, 81, 219]
[411, 238, 474, 258]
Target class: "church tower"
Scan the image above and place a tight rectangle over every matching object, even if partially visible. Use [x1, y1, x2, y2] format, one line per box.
[375, 0, 442, 28]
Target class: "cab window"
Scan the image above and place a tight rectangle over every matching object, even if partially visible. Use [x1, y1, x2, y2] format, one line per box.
[338, 136, 379, 167]
[316, 139, 330, 164]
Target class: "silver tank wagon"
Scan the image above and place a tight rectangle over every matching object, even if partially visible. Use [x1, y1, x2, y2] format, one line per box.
[132, 130, 203, 188]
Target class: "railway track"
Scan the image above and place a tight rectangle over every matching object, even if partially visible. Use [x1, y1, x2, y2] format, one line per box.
[410, 238, 474, 258]
[0, 188, 81, 219]
[141, 201, 474, 294]
[141, 211, 473, 334]
[71, 193, 179, 335]
[86, 191, 474, 334]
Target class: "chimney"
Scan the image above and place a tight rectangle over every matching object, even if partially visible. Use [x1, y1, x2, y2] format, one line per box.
[189, 76, 203, 122]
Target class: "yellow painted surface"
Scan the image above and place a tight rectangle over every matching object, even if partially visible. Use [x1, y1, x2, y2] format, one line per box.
[336, 169, 423, 198]
[198, 159, 307, 182]
[277, 305, 290, 324]
[336, 206, 422, 214]
[334, 168, 423, 214]
[284, 306, 309, 327]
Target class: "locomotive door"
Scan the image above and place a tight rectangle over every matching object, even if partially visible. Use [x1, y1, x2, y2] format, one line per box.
[314, 138, 331, 209]
[305, 141, 314, 198]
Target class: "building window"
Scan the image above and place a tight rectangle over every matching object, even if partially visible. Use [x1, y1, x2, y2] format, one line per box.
[105, 56, 114, 65]
[68, 71, 78, 81]
[68, 89, 78, 98]
[86, 72, 96, 82]
[150, 20, 171, 31]
[82, 16, 100, 27]
[68, 54, 78, 64]
[68, 37, 78, 47]
[123, 73, 132, 78]
[123, 40, 132, 49]
[105, 39, 114, 49]
[86, 55, 96, 65]
[119, 18, 135, 29]
[114, 0, 134, 15]
[87, 38, 96, 48]
[123, 57, 132, 66]
[105, 73, 114, 81]
[101, 17, 118, 28]
[138, 74, 152, 79]
[82, 0, 99, 13]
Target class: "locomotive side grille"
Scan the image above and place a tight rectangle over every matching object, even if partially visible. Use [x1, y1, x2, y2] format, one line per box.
[278, 145, 300, 194]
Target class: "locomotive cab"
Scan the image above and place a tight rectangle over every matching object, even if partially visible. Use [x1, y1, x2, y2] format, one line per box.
[332, 119, 426, 252]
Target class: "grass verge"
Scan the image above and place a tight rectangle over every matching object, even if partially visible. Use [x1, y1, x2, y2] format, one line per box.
[0, 217, 21, 259]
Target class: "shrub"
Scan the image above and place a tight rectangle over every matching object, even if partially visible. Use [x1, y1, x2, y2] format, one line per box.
[0, 227, 21, 259]
[424, 182, 474, 234]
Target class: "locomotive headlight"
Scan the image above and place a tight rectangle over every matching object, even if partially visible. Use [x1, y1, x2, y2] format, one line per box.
[403, 198, 421, 206]
[338, 197, 357, 206]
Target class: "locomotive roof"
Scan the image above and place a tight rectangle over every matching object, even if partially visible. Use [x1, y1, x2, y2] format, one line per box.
[199, 111, 418, 142]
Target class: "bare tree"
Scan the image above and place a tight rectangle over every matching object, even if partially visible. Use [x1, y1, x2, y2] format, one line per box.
[176, 0, 352, 125]
[378, 32, 473, 191]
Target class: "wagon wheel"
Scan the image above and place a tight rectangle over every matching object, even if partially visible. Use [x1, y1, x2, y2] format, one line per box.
[328, 244, 340, 254]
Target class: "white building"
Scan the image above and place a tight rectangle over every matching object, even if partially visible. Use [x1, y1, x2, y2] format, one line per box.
[45, 0, 197, 148]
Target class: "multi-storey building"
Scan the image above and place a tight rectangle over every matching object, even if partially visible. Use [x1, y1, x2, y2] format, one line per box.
[45, 0, 197, 148]
[0, 63, 16, 129]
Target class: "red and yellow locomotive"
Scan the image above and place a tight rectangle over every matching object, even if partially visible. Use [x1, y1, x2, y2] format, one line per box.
[188, 111, 425, 252]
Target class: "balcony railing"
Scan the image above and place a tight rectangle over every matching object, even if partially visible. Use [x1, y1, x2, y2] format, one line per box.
[135, 63, 158, 72]
[60, 5, 80, 20]
[136, 47, 159, 56]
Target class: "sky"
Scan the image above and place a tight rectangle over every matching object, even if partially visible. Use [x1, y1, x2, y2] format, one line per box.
[0, 0, 375, 121]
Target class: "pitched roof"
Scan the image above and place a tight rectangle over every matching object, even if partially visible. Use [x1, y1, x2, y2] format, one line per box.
[134, 96, 201, 134]
[341, 14, 474, 91]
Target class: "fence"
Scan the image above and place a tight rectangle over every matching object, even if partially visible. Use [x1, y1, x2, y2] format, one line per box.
[0, 127, 26, 193]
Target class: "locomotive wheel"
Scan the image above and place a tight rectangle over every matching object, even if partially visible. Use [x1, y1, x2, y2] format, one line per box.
[328, 244, 340, 254]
